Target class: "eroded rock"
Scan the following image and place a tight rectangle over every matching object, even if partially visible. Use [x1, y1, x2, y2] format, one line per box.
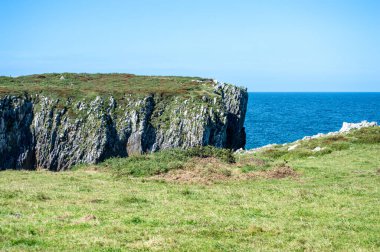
[0, 82, 248, 171]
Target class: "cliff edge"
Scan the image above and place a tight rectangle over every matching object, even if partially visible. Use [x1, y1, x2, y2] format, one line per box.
[0, 73, 248, 170]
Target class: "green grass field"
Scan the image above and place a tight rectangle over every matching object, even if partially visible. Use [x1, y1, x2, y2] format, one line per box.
[1, 128, 379, 251]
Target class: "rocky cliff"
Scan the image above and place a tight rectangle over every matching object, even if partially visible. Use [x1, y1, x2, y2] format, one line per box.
[0, 74, 248, 171]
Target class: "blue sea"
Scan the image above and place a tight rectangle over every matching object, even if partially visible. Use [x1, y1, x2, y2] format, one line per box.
[244, 93, 380, 149]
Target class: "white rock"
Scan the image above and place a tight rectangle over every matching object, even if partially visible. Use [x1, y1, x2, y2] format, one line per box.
[311, 133, 325, 139]
[339, 120, 377, 133]
[235, 148, 244, 154]
[312, 146, 324, 152]
[60, 76, 65, 80]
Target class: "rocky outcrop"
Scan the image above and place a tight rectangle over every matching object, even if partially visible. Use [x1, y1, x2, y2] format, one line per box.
[0, 82, 247, 171]
[339, 121, 378, 133]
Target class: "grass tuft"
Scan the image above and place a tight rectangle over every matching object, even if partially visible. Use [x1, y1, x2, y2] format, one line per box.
[118, 196, 149, 205]
[34, 192, 51, 201]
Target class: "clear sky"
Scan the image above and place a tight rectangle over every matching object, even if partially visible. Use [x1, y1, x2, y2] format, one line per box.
[1, 0, 379, 91]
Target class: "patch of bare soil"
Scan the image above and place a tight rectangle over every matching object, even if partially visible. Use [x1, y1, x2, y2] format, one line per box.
[237, 165, 298, 180]
[257, 165, 298, 179]
[153, 158, 298, 184]
[154, 158, 232, 185]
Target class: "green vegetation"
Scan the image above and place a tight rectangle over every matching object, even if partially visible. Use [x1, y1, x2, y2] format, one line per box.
[0, 73, 213, 99]
[100, 146, 235, 177]
[1, 127, 379, 251]
[257, 126, 380, 161]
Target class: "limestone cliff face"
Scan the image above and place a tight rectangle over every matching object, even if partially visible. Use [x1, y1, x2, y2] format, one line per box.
[0, 82, 247, 171]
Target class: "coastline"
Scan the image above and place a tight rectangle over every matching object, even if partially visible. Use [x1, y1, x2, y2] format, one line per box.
[238, 120, 378, 154]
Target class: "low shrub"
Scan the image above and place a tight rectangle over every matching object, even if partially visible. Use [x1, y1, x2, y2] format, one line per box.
[330, 142, 350, 151]
[241, 165, 256, 173]
[34, 192, 51, 201]
[313, 147, 333, 156]
[349, 127, 380, 144]
[102, 146, 235, 177]
[185, 146, 235, 163]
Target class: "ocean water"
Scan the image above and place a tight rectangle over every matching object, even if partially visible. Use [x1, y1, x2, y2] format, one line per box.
[244, 92, 380, 149]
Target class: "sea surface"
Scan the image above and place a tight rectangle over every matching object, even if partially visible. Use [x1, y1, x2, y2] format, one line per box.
[244, 92, 380, 149]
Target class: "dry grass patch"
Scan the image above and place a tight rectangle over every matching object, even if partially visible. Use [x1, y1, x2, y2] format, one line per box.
[246, 164, 298, 179]
[153, 157, 298, 184]
[154, 157, 232, 184]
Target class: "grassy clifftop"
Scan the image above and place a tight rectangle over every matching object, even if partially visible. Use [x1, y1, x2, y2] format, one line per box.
[0, 73, 216, 98]
[0, 73, 248, 170]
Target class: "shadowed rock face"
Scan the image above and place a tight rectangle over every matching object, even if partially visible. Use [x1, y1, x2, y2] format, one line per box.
[0, 82, 247, 171]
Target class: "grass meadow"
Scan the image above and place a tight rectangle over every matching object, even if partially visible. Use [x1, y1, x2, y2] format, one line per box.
[0, 128, 379, 251]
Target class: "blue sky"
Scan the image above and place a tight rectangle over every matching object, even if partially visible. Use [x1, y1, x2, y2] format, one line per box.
[1, 0, 379, 91]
